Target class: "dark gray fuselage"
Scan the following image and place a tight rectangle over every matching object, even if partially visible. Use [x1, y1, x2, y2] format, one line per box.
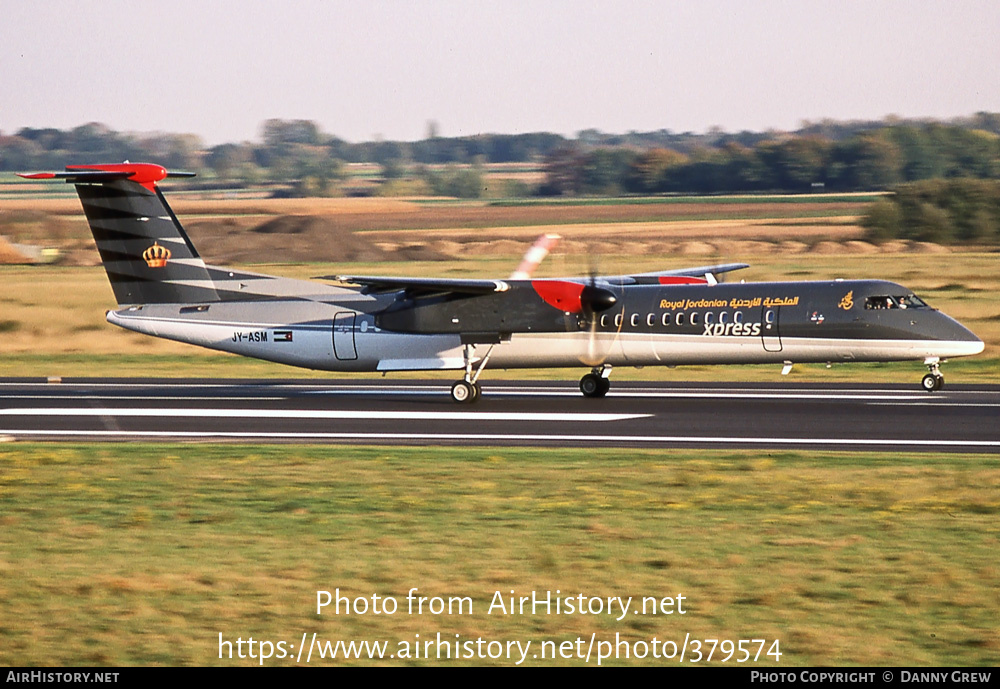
[108, 277, 983, 373]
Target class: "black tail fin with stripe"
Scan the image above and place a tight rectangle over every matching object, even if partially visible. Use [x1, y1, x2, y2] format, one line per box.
[20, 163, 220, 307]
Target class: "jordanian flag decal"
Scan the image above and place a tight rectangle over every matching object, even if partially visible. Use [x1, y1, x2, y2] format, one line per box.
[274, 331, 293, 342]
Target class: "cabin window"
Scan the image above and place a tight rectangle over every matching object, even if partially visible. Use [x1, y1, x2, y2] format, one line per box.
[719, 311, 729, 324]
[734, 311, 744, 324]
[690, 312, 700, 326]
[705, 312, 714, 325]
[630, 313, 640, 327]
[646, 313, 656, 327]
[614, 313, 623, 328]
[676, 313, 686, 326]
[600, 314, 608, 327]
[662, 312, 672, 327]
[765, 310, 776, 324]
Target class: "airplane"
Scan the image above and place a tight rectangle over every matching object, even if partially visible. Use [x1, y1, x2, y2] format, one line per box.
[18, 162, 984, 402]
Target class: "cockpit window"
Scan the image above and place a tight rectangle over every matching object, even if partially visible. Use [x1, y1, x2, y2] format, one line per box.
[895, 295, 928, 309]
[865, 296, 896, 310]
[866, 294, 928, 310]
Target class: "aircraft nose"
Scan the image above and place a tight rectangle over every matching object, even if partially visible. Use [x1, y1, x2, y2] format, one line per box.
[933, 312, 985, 355]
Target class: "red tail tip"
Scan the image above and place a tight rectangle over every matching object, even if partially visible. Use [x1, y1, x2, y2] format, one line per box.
[68, 163, 168, 188]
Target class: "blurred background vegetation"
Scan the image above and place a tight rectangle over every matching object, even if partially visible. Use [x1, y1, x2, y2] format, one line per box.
[4, 113, 1000, 243]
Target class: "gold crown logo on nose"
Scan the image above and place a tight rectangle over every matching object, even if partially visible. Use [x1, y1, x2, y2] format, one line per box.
[838, 290, 854, 310]
[142, 242, 171, 268]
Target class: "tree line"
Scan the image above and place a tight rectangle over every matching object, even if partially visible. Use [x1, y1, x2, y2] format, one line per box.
[2, 114, 999, 199]
[540, 119, 1000, 195]
[863, 178, 1000, 244]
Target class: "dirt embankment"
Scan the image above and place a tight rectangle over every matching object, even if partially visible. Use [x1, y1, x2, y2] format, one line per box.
[186, 215, 450, 264]
[181, 212, 942, 264]
[0, 196, 951, 265]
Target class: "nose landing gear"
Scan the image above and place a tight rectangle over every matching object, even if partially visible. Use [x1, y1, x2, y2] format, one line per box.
[580, 366, 612, 398]
[922, 358, 944, 392]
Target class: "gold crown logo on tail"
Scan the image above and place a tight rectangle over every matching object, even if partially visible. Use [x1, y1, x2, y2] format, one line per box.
[142, 242, 171, 268]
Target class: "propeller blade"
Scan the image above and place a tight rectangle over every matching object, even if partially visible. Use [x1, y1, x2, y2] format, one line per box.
[577, 258, 624, 367]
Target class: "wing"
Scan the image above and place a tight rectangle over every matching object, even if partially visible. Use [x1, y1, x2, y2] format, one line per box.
[320, 263, 749, 295]
[600, 263, 750, 286]
[316, 275, 511, 297]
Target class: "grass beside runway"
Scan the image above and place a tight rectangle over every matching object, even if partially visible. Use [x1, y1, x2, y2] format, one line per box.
[1, 443, 997, 666]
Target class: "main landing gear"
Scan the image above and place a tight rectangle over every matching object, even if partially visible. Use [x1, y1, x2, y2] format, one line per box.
[450, 343, 494, 403]
[921, 358, 944, 392]
[448, 350, 614, 402]
[451, 379, 481, 403]
[580, 366, 611, 398]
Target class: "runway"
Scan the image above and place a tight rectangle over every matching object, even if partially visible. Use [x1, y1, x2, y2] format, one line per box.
[1, 378, 998, 452]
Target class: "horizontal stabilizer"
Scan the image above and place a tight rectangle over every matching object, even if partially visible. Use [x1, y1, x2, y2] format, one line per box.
[18, 163, 195, 191]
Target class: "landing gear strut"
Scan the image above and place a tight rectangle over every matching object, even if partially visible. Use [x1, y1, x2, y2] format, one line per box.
[921, 358, 944, 392]
[580, 366, 611, 398]
[451, 344, 493, 403]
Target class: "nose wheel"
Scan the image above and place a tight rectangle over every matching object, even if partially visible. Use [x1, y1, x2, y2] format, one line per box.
[922, 359, 944, 392]
[580, 367, 611, 398]
[921, 373, 944, 392]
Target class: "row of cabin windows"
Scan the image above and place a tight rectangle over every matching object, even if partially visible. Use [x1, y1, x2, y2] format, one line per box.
[596, 295, 929, 328]
[599, 310, 776, 328]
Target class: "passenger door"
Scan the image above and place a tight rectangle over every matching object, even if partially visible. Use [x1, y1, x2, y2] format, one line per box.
[333, 312, 358, 360]
[761, 307, 782, 352]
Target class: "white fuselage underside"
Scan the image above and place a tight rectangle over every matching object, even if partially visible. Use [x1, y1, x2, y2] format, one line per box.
[107, 310, 984, 372]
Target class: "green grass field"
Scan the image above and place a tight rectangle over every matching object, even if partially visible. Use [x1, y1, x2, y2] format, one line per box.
[1, 444, 998, 666]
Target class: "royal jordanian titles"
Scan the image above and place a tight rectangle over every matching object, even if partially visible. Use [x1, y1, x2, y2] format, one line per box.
[18, 163, 984, 402]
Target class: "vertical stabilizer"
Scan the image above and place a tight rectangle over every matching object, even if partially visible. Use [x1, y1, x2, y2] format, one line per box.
[21, 164, 219, 306]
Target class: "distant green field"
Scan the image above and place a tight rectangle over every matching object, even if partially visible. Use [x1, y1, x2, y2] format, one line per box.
[489, 193, 882, 207]
[2, 444, 997, 666]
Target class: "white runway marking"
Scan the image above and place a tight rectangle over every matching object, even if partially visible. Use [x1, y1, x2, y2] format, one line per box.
[0, 382, 256, 388]
[0, 408, 649, 423]
[1, 396, 285, 401]
[594, 392, 931, 401]
[868, 402, 1000, 408]
[2, 381, 992, 404]
[4, 389, 934, 402]
[301, 388, 933, 401]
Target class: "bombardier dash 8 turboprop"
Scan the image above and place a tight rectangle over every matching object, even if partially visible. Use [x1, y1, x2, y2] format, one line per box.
[19, 163, 983, 402]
